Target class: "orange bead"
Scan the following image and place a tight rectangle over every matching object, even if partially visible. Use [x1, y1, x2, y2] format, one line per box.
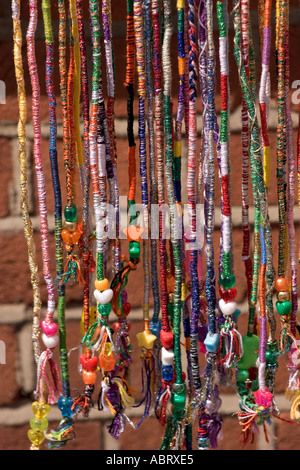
[69, 229, 81, 245]
[274, 276, 290, 292]
[99, 354, 116, 372]
[61, 229, 71, 244]
[94, 278, 110, 291]
[82, 369, 97, 385]
[167, 276, 175, 294]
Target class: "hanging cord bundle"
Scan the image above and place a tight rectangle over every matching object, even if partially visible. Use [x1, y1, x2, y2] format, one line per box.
[257, 0, 280, 396]
[133, 0, 157, 426]
[76, 0, 95, 353]
[193, 0, 222, 450]
[12, 0, 50, 451]
[38, 0, 75, 449]
[216, 0, 243, 376]
[186, 0, 201, 397]
[237, 228, 274, 445]
[27, 0, 62, 409]
[232, 0, 276, 444]
[240, 0, 253, 303]
[275, 0, 300, 417]
[59, 0, 84, 289]
[102, 0, 121, 277]
[151, 0, 175, 428]
[159, 0, 187, 451]
[97, 0, 138, 438]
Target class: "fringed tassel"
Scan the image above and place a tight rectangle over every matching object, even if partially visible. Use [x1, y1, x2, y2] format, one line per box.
[133, 352, 156, 427]
[155, 381, 172, 426]
[59, 252, 84, 286]
[98, 377, 136, 439]
[238, 389, 273, 446]
[82, 322, 113, 353]
[35, 349, 62, 405]
[279, 316, 297, 353]
[72, 384, 95, 418]
[218, 317, 244, 368]
[45, 418, 75, 449]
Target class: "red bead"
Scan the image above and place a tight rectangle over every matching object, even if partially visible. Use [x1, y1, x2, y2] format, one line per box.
[112, 322, 120, 332]
[123, 302, 131, 317]
[219, 286, 237, 303]
[160, 329, 174, 349]
[80, 353, 98, 371]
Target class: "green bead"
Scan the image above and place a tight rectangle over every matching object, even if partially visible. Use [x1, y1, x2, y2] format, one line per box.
[236, 335, 259, 370]
[219, 273, 235, 289]
[276, 300, 292, 316]
[129, 241, 140, 259]
[236, 369, 249, 383]
[98, 303, 111, 316]
[266, 343, 280, 365]
[64, 205, 77, 223]
[171, 388, 186, 420]
[30, 417, 48, 431]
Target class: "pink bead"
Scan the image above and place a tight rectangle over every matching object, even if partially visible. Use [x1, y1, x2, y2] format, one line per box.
[41, 320, 58, 337]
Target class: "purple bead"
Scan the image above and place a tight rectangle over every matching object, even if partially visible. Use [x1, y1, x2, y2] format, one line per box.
[106, 383, 120, 407]
[198, 323, 208, 343]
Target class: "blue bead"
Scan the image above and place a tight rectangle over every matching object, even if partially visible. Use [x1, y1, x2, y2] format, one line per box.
[204, 333, 220, 353]
[233, 308, 241, 323]
[162, 365, 173, 381]
[149, 320, 161, 338]
[57, 396, 74, 418]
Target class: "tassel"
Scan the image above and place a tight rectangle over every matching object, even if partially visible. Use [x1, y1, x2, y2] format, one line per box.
[155, 382, 172, 426]
[59, 254, 84, 286]
[218, 317, 244, 368]
[133, 352, 156, 427]
[72, 384, 95, 418]
[35, 349, 62, 405]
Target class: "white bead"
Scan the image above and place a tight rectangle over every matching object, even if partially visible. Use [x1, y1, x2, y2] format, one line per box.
[42, 333, 59, 349]
[161, 347, 174, 366]
[94, 288, 113, 305]
[219, 298, 237, 316]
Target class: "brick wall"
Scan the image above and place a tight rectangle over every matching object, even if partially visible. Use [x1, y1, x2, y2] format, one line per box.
[1, 0, 300, 451]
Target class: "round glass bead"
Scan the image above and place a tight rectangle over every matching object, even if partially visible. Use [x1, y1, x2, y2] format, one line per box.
[219, 273, 236, 289]
[98, 303, 111, 316]
[30, 417, 48, 431]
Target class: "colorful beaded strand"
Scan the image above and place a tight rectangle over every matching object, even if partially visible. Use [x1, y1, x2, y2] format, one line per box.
[27, 0, 61, 407]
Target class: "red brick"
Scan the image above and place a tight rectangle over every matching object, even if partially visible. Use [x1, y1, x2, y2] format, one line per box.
[0, 138, 12, 217]
[0, 325, 20, 406]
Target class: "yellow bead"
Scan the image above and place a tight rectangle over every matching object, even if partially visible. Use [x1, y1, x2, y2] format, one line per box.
[32, 401, 51, 418]
[27, 429, 45, 446]
[136, 330, 157, 350]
